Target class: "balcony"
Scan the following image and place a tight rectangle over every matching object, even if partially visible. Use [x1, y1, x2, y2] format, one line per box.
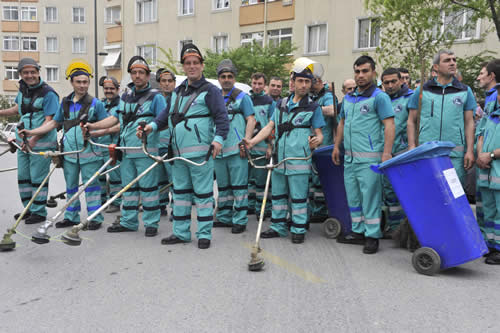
[2, 51, 40, 62]
[106, 25, 122, 44]
[240, 0, 294, 26]
[2, 80, 18, 92]
[2, 21, 40, 33]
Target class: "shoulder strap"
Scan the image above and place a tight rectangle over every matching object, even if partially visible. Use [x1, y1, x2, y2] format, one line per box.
[179, 82, 211, 115]
[225, 87, 243, 107]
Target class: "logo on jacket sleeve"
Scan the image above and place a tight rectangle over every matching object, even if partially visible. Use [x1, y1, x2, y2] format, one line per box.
[360, 104, 370, 114]
[453, 97, 463, 106]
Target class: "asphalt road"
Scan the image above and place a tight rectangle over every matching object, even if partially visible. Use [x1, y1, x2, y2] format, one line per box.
[0, 151, 498, 333]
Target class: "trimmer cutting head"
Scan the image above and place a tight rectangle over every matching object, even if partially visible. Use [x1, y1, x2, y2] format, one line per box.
[46, 198, 57, 208]
[248, 247, 265, 272]
[61, 229, 82, 246]
[0, 235, 16, 251]
[31, 232, 50, 245]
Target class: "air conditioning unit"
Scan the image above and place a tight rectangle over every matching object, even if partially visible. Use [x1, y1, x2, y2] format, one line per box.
[283, 0, 293, 6]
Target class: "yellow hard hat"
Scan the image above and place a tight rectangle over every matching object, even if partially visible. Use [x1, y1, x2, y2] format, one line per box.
[65, 59, 94, 80]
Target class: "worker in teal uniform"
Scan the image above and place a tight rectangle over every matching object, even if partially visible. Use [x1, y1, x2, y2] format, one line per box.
[21, 60, 108, 230]
[309, 68, 335, 223]
[141, 43, 229, 249]
[95, 76, 122, 213]
[244, 57, 325, 244]
[407, 49, 476, 187]
[380, 67, 414, 237]
[248, 72, 274, 218]
[0, 57, 59, 224]
[156, 68, 177, 218]
[476, 83, 500, 264]
[84, 56, 166, 237]
[212, 59, 256, 234]
[332, 55, 395, 254]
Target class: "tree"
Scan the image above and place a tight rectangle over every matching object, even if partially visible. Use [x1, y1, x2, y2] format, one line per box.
[156, 47, 180, 75]
[202, 41, 296, 87]
[0, 95, 18, 125]
[450, 0, 500, 41]
[457, 50, 495, 97]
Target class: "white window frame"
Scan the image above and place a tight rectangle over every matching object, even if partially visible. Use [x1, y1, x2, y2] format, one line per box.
[304, 23, 328, 55]
[45, 66, 59, 82]
[213, 0, 230, 11]
[136, 0, 157, 24]
[137, 44, 157, 66]
[72, 7, 85, 24]
[354, 17, 380, 50]
[20, 6, 37, 21]
[3, 36, 19, 51]
[45, 7, 58, 23]
[46, 36, 58, 53]
[72, 37, 86, 54]
[438, 10, 481, 41]
[240, 31, 263, 47]
[2, 6, 19, 21]
[21, 36, 38, 52]
[105, 6, 121, 24]
[268, 28, 293, 47]
[178, 0, 194, 16]
[212, 34, 229, 54]
[5, 66, 19, 81]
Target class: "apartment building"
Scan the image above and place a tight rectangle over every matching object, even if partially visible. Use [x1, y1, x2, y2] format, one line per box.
[3, 0, 499, 100]
[1, 0, 105, 100]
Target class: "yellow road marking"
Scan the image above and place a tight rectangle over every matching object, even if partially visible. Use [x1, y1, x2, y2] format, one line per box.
[243, 242, 326, 284]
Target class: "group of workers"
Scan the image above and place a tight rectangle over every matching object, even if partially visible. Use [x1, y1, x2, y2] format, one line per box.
[0, 44, 499, 264]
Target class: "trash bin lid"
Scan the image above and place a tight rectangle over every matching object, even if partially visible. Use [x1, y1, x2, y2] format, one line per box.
[313, 145, 334, 156]
[377, 141, 455, 170]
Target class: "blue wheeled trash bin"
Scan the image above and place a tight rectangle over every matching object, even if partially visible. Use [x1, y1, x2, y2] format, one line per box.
[372, 141, 488, 275]
[312, 145, 352, 239]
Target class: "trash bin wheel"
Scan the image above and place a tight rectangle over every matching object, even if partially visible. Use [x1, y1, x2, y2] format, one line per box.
[412, 247, 441, 276]
[323, 217, 342, 239]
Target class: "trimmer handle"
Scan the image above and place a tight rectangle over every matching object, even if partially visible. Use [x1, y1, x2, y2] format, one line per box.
[205, 144, 215, 161]
[138, 121, 148, 145]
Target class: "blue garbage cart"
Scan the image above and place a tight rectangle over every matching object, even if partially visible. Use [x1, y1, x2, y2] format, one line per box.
[372, 141, 488, 275]
[312, 145, 352, 239]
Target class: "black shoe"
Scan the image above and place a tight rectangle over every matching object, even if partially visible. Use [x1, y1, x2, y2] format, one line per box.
[484, 248, 498, 258]
[261, 229, 281, 238]
[231, 224, 246, 234]
[161, 234, 188, 245]
[485, 252, 500, 265]
[145, 227, 158, 237]
[291, 232, 305, 244]
[14, 211, 31, 220]
[87, 221, 102, 230]
[363, 237, 379, 254]
[248, 207, 256, 215]
[337, 232, 365, 245]
[25, 214, 45, 225]
[213, 221, 233, 228]
[198, 238, 211, 249]
[55, 219, 78, 228]
[107, 224, 135, 233]
[160, 207, 168, 216]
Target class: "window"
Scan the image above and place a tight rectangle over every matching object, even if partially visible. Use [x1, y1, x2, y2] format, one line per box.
[72, 7, 85, 23]
[72, 37, 86, 53]
[3, 36, 19, 51]
[105, 6, 121, 24]
[21, 6, 36, 21]
[5, 66, 19, 81]
[240, 32, 263, 47]
[306, 24, 327, 54]
[45, 7, 57, 23]
[438, 9, 479, 41]
[46, 37, 58, 53]
[137, 44, 157, 65]
[3, 6, 19, 21]
[213, 0, 230, 10]
[136, 0, 157, 23]
[21, 37, 37, 51]
[46, 66, 59, 82]
[268, 28, 292, 47]
[357, 18, 380, 49]
[179, 0, 194, 16]
[213, 35, 228, 54]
